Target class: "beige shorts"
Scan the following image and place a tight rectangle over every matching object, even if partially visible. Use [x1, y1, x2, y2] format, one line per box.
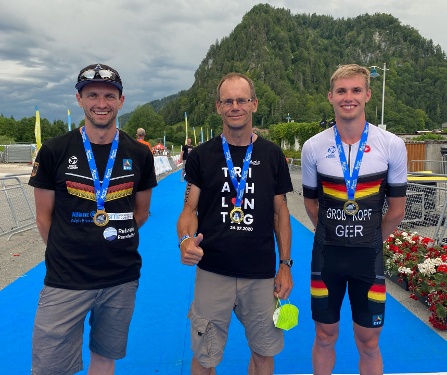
[32, 281, 138, 375]
[188, 268, 283, 368]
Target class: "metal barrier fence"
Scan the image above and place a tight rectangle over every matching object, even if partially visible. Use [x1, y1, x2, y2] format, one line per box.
[1, 144, 35, 163]
[398, 179, 447, 244]
[408, 159, 447, 174]
[0, 174, 36, 240]
[287, 158, 301, 171]
[401, 162, 447, 243]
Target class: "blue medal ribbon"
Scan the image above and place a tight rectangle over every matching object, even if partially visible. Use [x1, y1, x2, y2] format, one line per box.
[222, 134, 253, 210]
[333, 122, 369, 201]
[81, 127, 119, 212]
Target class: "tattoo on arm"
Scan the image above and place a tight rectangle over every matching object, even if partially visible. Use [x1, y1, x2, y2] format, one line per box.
[184, 183, 192, 203]
[282, 194, 287, 202]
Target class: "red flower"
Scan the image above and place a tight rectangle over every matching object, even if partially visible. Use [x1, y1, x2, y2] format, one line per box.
[438, 265, 447, 273]
[421, 237, 432, 245]
[384, 230, 447, 331]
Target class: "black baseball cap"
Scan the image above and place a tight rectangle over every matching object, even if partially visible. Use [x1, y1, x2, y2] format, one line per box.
[75, 63, 123, 92]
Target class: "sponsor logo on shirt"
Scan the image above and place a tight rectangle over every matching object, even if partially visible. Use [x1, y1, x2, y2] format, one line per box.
[103, 227, 117, 241]
[372, 314, 383, 326]
[68, 156, 78, 170]
[103, 226, 136, 241]
[325, 146, 336, 159]
[31, 162, 39, 177]
[123, 159, 132, 170]
[70, 211, 134, 224]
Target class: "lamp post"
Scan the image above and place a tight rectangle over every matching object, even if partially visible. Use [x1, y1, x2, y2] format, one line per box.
[369, 63, 389, 129]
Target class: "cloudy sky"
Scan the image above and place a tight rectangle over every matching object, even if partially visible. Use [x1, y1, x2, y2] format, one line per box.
[0, 0, 445, 125]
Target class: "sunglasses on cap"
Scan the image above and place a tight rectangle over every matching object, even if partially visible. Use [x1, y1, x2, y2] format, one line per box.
[79, 69, 118, 81]
[76, 64, 123, 92]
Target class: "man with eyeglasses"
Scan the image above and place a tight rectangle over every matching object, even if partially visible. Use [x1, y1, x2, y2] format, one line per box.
[177, 72, 293, 374]
[29, 63, 157, 374]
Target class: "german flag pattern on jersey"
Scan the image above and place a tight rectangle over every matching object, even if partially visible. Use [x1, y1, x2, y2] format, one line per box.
[321, 178, 383, 201]
[66, 181, 133, 202]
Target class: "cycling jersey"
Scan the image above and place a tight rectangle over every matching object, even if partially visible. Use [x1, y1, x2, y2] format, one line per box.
[301, 123, 407, 249]
[302, 123, 407, 328]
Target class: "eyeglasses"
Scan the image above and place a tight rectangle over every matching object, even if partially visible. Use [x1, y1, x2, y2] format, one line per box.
[79, 69, 118, 81]
[219, 98, 254, 107]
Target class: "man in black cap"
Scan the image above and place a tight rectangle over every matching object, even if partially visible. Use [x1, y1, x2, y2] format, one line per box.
[29, 64, 157, 374]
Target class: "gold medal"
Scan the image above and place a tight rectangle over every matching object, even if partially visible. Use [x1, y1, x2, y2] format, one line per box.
[343, 200, 359, 216]
[229, 207, 244, 224]
[93, 209, 109, 226]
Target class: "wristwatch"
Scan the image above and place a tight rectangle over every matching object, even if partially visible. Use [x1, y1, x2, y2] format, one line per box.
[279, 259, 293, 267]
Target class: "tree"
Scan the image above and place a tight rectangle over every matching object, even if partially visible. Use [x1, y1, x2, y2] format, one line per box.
[122, 104, 165, 139]
[205, 113, 223, 135]
[0, 115, 18, 141]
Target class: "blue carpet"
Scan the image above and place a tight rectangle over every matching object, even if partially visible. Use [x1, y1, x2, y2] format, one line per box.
[1, 170, 447, 374]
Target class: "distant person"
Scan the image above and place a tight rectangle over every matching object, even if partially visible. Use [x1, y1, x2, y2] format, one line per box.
[177, 72, 293, 374]
[28, 63, 157, 374]
[180, 138, 193, 182]
[136, 128, 154, 215]
[136, 128, 152, 151]
[301, 64, 407, 375]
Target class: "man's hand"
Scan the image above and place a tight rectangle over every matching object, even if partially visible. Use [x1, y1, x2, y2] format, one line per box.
[274, 266, 293, 300]
[180, 233, 204, 266]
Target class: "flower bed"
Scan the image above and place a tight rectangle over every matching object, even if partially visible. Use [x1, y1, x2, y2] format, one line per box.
[386, 273, 409, 291]
[383, 230, 447, 330]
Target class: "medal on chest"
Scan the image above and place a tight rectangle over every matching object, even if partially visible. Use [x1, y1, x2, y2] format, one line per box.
[333, 122, 369, 216]
[222, 135, 253, 224]
[229, 207, 244, 224]
[93, 209, 110, 226]
[343, 200, 360, 216]
[81, 127, 119, 227]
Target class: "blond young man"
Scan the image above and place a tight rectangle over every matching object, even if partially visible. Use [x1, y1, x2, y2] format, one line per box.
[301, 64, 407, 375]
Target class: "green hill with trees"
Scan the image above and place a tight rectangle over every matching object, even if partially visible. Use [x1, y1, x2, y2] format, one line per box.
[152, 4, 447, 138]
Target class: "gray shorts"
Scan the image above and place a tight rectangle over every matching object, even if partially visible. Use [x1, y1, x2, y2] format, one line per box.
[188, 268, 283, 368]
[31, 280, 138, 375]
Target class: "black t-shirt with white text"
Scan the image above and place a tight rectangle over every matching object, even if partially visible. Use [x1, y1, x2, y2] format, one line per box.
[185, 136, 293, 279]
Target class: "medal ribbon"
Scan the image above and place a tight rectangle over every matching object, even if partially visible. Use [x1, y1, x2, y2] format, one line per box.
[81, 127, 119, 211]
[333, 122, 369, 201]
[222, 134, 253, 209]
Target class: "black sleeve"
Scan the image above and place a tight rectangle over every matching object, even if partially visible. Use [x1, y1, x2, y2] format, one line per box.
[28, 143, 57, 190]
